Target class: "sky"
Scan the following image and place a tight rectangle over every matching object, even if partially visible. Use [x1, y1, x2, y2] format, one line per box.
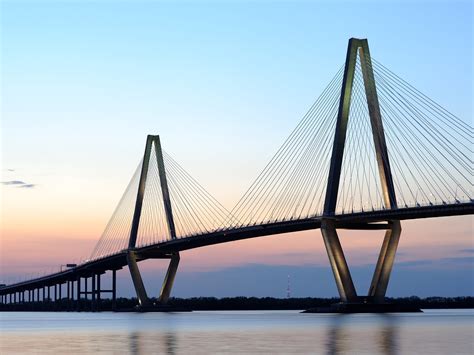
[0, 0, 472, 298]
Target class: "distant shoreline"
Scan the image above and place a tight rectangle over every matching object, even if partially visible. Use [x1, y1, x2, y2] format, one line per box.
[1, 296, 472, 312]
[101, 296, 474, 311]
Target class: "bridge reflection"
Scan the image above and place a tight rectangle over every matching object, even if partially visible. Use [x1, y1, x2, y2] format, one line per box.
[326, 314, 398, 355]
[129, 331, 177, 355]
[124, 314, 400, 355]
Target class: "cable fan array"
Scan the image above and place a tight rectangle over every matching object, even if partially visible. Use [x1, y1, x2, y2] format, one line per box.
[162, 151, 231, 239]
[89, 162, 143, 260]
[371, 58, 472, 210]
[90, 143, 230, 261]
[90, 54, 472, 260]
[221, 66, 345, 229]
[225, 55, 473, 223]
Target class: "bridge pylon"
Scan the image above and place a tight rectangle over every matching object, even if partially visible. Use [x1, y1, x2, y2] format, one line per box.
[322, 38, 401, 305]
[127, 135, 180, 308]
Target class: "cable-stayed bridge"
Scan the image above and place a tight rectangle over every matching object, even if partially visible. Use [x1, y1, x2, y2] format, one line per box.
[1, 38, 472, 311]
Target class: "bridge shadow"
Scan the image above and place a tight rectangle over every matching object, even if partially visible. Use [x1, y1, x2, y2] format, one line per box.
[325, 314, 398, 355]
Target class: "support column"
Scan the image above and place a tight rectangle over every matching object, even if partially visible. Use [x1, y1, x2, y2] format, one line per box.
[321, 219, 357, 303]
[112, 270, 117, 311]
[69, 281, 73, 311]
[85, 277, 88, 303]
[127, 251, 150, 307]
[158, 254, 180, 304]
[91, 274, 96, 312]
[96, 273, 101, 312]
[69, 280, 73, 311]
[369, 221, 402, 302]
[76, 277, 81, 311]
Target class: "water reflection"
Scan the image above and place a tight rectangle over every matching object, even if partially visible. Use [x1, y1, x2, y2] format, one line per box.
[129, 331, 177, 355]
[164, 331, 177, 355]
[1, 310, 472, 354]
[326, 314, 398, 355]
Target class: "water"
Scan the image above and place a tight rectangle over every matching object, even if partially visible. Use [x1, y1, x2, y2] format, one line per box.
[1, 309, 473, 354]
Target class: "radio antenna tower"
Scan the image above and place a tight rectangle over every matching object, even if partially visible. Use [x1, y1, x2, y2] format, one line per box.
[286, 275, 291, 298]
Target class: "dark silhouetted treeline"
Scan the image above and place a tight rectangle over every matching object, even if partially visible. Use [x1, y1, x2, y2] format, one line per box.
[1, 296, 472, 312]
[111, 296, 474, 310]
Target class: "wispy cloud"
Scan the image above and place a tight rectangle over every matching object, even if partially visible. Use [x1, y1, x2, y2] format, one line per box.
[1, 180, 36, 189]
[458, 248, 474, 254]
[1, 180, 26, 185]
[18, 184, 36, 189]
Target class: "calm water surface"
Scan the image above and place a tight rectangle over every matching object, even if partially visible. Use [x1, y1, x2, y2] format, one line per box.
[1, 309, 473, 354]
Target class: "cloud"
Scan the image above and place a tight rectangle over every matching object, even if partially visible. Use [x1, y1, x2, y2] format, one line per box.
[18, 184, 36, 189]
[1, 180, 36, 189]
[459, 248, 474, 254]
[1, 180, 26, 185]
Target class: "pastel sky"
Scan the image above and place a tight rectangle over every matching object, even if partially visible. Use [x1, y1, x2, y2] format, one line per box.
[1, 0, 472, 297]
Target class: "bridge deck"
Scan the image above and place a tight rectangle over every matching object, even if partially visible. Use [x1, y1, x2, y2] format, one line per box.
[1, 202, 472, 295]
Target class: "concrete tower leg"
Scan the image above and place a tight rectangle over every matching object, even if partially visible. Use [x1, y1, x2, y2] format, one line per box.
[321, 219, 358, 303]
[369, 221, 401, 303]
[127, 251, 150, 307]
[158, 253, 180, 304]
